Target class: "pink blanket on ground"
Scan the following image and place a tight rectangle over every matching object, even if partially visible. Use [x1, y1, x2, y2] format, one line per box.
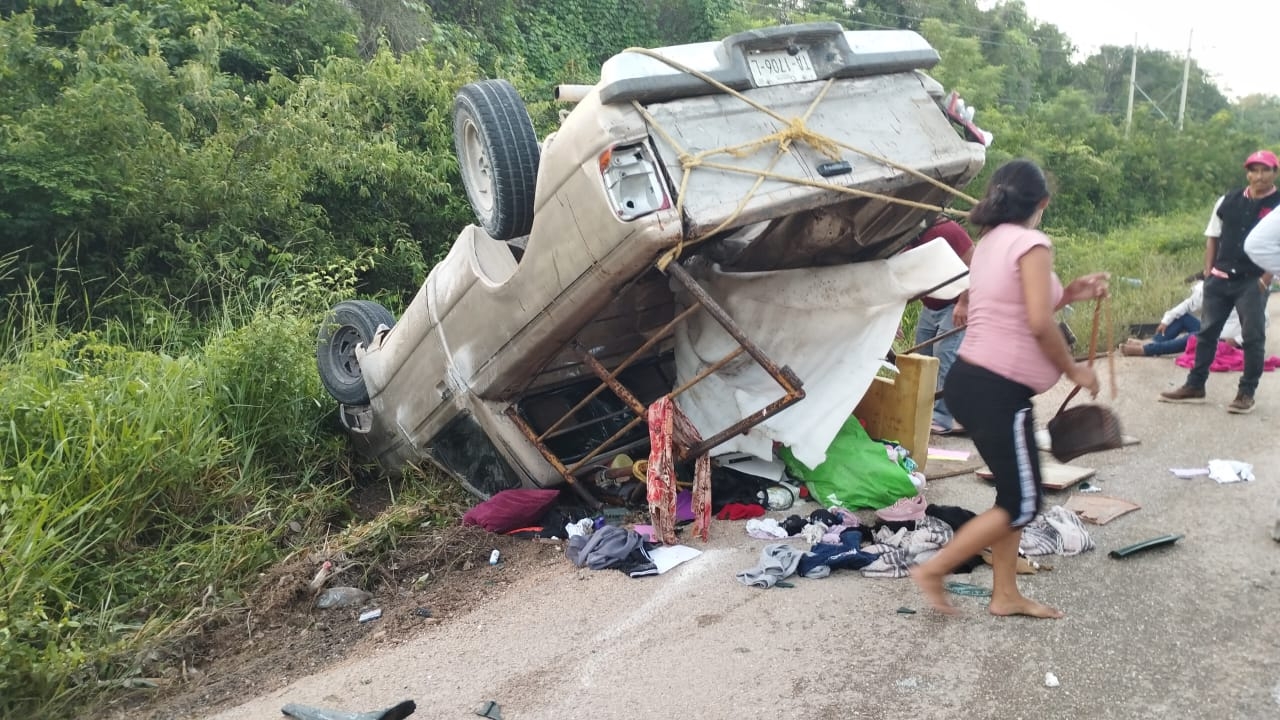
[1174, 335, 1280, 372]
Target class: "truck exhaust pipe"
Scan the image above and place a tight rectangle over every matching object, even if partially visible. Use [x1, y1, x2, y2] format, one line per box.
[554, 84, 593, 103]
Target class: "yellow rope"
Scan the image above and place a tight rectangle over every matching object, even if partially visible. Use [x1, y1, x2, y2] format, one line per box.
[618, 45, 981, 270]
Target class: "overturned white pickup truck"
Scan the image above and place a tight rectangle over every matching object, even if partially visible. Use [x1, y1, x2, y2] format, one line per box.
[317, 22, 985, 503]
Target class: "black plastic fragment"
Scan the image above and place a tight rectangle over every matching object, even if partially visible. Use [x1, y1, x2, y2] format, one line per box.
[1108, 533, 1184, 559]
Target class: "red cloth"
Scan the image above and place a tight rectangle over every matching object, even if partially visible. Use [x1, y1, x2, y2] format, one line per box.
[715, 503, 766, 521]
[1174, 335, 1280, 373]
[646, 396, 712, 544]
[461, 489, 561, 533]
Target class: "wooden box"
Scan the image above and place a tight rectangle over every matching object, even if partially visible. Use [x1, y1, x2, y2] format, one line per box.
[853, 353, 939, 472]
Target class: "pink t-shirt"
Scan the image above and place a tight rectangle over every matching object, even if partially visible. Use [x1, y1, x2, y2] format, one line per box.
[958, 223, 1065, 393]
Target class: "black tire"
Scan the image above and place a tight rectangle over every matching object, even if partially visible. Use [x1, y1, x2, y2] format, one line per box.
[453, 79, 540, 240]
[316, 300, 395, 405]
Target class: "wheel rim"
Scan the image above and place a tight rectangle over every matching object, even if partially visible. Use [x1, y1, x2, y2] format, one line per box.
[461, 118, 494, 214]
[328, 325, 365, 384]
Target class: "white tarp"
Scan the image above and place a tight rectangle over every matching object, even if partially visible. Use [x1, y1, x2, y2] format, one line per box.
[672, 238, 968, 468]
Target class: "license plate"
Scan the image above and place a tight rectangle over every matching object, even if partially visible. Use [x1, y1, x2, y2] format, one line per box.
[747, 48, 817, 87]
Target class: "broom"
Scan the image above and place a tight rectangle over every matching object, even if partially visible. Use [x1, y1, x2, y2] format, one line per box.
[1046, 296, 1124, 463]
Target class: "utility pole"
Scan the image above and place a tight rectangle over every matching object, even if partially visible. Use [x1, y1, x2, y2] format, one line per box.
[1125, 34, 1137, 139]
[1177, 29, 1193, 132]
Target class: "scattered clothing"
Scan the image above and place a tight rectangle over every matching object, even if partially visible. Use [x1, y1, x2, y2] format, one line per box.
[780, 514, 808, 536]
[745, 518, 789, 540]
[1207, 459, 1255, 484]
[925, 504, 978, 531]
[831, 507, 860, 526]
[796, 531, 879, 578]
[646, 396, 712, 545]
[736, 543, 804, 588]
[1019, 506, 1094, 557]
[809, 508, 844, 527]
[1175, 334, 1280, 373]
[564, 518, 594, 538]
[820, 525, 855, 544]
[565, 526, 658, 577]
[716, 503, 766, 520]
[800, 521, 829, 545]
[860, 516, 954, 578]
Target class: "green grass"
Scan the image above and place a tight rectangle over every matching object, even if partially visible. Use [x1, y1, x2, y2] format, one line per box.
[0, 273, 458, 716]
[1051, 209, 1207, 350]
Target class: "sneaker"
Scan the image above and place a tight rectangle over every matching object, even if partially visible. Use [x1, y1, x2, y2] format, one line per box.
[1120, 341, 1145, 357]
[876, 494, 927, 522]
[1159, 385, 1206, 403]
[1227, 393, 1255, 414]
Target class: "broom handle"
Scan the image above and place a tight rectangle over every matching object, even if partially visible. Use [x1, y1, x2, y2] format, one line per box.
[1053, 296, 1106, 419]
[1106, 292, 1118, 400]
[903, 323, 967, 355]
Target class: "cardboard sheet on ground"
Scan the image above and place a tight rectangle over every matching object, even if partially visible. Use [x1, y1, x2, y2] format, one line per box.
[928, 447, 971, 462]
[1063, 494, 1141, 525]
[977, 462, 1095, 491]
[647, 545, 702, 574]
[672, 239, 968, 468]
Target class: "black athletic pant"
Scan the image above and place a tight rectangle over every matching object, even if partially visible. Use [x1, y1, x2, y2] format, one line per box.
[944, 357, 1043, 528]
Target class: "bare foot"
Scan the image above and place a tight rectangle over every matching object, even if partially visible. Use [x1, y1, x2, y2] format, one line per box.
[987, 596, 1064, 619]
[910, 566, 960, 616]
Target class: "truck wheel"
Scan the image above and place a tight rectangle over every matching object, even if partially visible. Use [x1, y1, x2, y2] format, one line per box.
[316, 300, 395, 405]
[453, 79, 540, 240]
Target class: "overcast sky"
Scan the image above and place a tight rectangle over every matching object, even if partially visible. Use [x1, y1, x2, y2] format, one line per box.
[986, 0, 1278, 100]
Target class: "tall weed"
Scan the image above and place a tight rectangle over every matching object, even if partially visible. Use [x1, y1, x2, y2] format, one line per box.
[1050, 209, 1207, 349]
[0, 277, 361, 715]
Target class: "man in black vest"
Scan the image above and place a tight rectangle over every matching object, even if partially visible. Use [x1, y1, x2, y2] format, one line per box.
[1160, 150, 1279, 414]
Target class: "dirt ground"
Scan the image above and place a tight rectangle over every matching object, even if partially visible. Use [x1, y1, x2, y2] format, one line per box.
[94, 518, 564, 720]
[97, 315, 1280, 720]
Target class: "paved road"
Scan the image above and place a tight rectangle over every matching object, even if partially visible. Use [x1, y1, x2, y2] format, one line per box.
[207, 324, 1280, 720]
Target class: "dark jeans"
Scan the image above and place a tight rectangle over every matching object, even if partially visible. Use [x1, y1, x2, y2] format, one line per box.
[1144, 314, 1200, 356]
[1185, 275, 1268, 395]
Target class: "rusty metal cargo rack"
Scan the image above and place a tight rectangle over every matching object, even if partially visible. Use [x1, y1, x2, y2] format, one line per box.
[505, 261, 806, 507]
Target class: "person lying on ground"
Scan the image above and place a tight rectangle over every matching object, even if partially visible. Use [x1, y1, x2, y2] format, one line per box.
[1120, 273, 1244, 356]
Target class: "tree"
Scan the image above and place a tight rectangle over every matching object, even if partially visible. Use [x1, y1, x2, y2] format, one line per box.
[1074, 44, 1227, 125]
[1233, 94, 1280, 146]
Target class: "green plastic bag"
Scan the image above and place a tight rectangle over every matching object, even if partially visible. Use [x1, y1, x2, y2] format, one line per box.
[780, 415, 918, 510]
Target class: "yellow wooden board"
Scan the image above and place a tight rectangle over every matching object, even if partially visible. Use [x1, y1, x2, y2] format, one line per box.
[854, 353, 939, 472]
[976, 461, 1096, 491]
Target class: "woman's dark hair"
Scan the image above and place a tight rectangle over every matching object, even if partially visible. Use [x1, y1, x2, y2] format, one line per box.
[967, 159, 1050, 228]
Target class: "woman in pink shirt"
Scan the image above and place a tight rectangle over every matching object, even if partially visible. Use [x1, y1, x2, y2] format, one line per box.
[911, 159, 1109, 619]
